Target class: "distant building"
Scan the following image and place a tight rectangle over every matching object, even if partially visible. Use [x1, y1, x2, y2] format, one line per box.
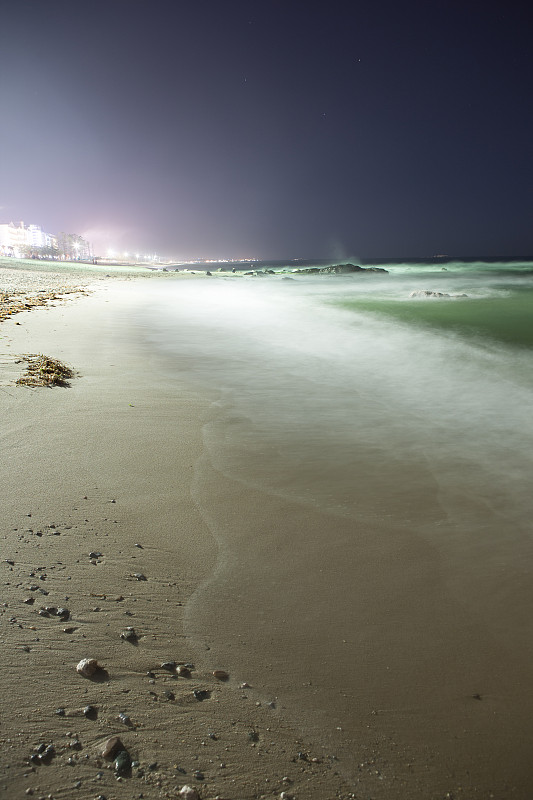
[0, 220, 90, 259]
[26, 224, 57, 250]
[0, 221, 29, 256]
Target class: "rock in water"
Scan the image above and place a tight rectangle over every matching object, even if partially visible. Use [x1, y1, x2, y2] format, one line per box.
[318, 263, 389, 274]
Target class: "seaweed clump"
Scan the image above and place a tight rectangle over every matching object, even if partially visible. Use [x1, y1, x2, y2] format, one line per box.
[16, 354, 75, 387]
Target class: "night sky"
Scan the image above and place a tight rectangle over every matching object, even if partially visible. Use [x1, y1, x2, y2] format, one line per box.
[1, 1, 532, 260]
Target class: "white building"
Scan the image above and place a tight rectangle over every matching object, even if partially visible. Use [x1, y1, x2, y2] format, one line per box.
[0, 221, 58, 257]
[0, 221, 27, 256]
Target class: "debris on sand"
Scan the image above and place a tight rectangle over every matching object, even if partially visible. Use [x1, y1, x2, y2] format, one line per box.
[0, 288, 88, 323]
[16, 354, 75, 386]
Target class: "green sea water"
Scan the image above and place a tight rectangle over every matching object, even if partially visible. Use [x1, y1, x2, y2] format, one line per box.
[140, 266, 533, 795]
[336, 288, 533, 348]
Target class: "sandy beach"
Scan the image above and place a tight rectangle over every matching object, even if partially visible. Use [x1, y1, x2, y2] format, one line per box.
[2, 259, 533, 800]
[0, 262, 355, 800]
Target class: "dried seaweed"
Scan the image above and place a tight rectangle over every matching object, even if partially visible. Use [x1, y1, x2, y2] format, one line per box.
[16, 354, 75, 387]
[0, 288, 89, 323]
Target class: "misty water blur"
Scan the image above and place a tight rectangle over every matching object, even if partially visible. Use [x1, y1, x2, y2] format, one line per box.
[143, 264, 533, 531]
[135, 262, 533, 787]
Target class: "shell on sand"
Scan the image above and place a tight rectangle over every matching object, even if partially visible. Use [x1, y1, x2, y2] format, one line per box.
[76, 658, 99, 677]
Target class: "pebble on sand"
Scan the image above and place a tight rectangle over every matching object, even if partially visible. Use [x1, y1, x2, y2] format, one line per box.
[178, 787, 200, 799]
[99, 736, 123, 759]
[76, 658, 99, 677]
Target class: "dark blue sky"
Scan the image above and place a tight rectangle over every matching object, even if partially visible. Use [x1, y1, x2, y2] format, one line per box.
[1, 1, 532, 259]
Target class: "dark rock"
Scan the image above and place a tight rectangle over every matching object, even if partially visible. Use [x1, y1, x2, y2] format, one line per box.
[83, 705, 97, 719]
[120, 627, 137, 643]
[114, 750, 131, 775]
[319, 263, 388, 274]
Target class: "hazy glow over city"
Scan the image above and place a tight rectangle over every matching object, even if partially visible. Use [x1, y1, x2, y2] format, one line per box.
[1, 2, 532, 259]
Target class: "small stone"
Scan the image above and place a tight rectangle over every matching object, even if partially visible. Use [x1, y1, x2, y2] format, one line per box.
[161, 661, 176, 672]
[57, 608, 70, 620]
[100, 736, 122, 759]
[132, 573, 147, 581]
[40, 745, 55, 762]
[68, 738, 82, 750]
[55, 708, 66, 716]
[89, 552, 103, 559]
[193, 770, 204, 780]
[212, 670, 229, 681]
[114, 750, 131, 775]
[193, 689, 210, 701]
[248, 730, 259, 742]
[23, 597, 35, 605]
[83, 705, 97, 719]
[76, 658, 99, 677]
[178, 787, 200, 799]
[118, 712, 132, 726]
[177, 665, 191, 677]
[120, 627, 137, 642]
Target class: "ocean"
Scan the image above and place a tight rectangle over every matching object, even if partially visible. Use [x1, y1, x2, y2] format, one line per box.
[139, 259, 533, 796]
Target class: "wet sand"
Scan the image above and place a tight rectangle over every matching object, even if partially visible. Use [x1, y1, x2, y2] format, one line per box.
[2, 263, 533, 799]
[0, 269, 355, 800]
